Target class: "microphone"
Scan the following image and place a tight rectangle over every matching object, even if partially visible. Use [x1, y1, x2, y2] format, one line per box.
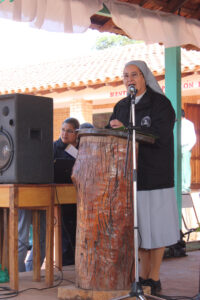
[128, 84, 137, 97]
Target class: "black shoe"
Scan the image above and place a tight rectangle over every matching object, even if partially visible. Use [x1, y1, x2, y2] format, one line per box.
[139, 277, 146, 284]
[142, 278, 161, 295]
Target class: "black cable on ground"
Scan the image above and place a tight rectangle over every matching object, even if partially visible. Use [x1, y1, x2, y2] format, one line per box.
[0, 265, 63, 299]
[0, 287, 18, 299]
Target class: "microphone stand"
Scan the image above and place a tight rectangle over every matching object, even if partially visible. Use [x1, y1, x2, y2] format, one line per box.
[110, 86, 146, 300]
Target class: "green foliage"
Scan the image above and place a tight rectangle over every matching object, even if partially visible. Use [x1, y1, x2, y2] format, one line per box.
[95, 33, 142, 50]
[0, 264, 9, 283]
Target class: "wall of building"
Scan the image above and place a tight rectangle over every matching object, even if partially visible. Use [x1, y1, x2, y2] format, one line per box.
[53, 107, 70, 140]
[93, 112, 111, 128]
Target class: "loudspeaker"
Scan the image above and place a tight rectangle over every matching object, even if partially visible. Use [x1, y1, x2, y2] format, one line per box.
[0, 93, 53, 183]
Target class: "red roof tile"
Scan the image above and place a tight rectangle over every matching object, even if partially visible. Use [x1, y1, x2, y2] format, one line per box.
[0, 43, 199, 95]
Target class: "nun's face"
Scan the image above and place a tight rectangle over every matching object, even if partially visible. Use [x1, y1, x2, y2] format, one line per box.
[123, 64, 146, 96]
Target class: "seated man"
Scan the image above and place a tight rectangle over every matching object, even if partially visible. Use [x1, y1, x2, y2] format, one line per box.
[54, 117, 80, 266]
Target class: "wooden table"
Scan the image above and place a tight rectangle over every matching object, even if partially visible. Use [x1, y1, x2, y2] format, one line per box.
[0, 184, 54, 291]
[53, 184, 77, 270]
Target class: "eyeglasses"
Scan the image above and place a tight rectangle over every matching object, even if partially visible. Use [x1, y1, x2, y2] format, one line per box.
[122, 72, 142, 80]
[61, 128, 76, 134]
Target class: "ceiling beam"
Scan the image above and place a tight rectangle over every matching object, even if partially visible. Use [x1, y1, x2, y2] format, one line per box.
[98, 18, 116, 32]
[150, 0, 188, 12]
[139, 0, 151, 6]
[180, 6, 200, 19]
[167, 0, 190, 13]
[151, 0, 170, 10]
[191, 9, 200, 20]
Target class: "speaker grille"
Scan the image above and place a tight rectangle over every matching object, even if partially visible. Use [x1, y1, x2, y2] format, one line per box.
[0, 128, 14, 173]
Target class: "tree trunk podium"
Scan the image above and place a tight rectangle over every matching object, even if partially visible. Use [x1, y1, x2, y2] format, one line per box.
[72, 128, 154, 292]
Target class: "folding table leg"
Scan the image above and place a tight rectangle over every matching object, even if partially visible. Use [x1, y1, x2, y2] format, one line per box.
[32, 210, 41, 281]
[45, 187, 54, 286]
[54, 205, 62, 270]
[9, 186, 19, 291]
[2, 209, 9, 270]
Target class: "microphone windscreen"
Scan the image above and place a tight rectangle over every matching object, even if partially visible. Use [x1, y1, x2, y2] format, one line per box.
[128, 85, 137, 96]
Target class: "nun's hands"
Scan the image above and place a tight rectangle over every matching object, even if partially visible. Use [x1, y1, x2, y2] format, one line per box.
[110, 119, 124, 128]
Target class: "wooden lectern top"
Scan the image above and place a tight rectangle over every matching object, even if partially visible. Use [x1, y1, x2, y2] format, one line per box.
[77, 128, 155, 144]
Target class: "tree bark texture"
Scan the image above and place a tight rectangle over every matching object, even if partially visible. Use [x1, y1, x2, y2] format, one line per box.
[72, 134, 135, 291]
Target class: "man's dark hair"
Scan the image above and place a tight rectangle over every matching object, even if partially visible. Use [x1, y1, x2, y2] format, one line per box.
[181, 109, 185, 118]
[63, 117, 80, 130]
[80, 122, 94, 129]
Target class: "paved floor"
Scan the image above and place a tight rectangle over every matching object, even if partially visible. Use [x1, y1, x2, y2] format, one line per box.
[0, 250, 199, 300]
[159, 250, 200, 298]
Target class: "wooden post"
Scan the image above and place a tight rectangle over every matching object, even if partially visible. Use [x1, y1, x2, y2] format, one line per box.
[9, 186, 18, 291]
[32, 210, 41, 281]
[165, 46, 182, 226]
[0, 209, 3, 265]
[54, 205, 62, 270]
[72, 134, 135, 291]
[2, 209, 9, 270]
[45, 186, 54, 286]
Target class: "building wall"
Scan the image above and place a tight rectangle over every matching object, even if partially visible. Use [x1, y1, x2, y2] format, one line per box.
[53, 107, 70, 140]
[70, 99, 93, 124]
[93, 112, 112, 128]
[182, 94, 200, 106]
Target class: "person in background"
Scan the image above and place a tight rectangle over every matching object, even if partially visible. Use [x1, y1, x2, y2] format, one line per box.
[18, 210, 46, 272]
[181, 109, 196, 193]
[80, 122, 94, 129]
[54, 117, 79, 266]
[107, 60, 179, 295]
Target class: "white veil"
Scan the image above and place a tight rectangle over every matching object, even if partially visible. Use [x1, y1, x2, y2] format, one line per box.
[125, 60, 164, 95]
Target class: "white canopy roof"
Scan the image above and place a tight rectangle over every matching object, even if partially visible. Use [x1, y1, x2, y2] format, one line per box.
[0, 0, 199, 49]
